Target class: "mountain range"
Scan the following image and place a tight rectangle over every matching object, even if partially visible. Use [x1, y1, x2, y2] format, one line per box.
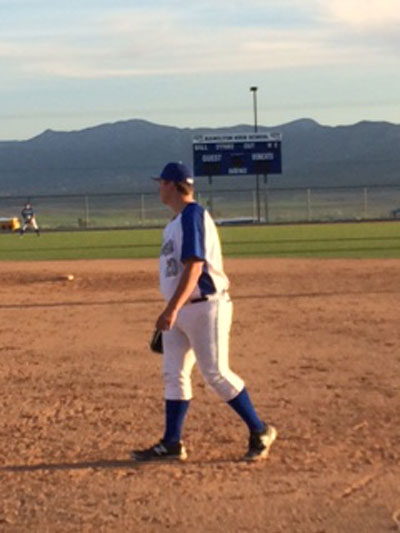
[0, 118, 399, 195]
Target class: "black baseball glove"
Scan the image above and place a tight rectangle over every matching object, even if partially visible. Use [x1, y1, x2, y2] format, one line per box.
[149, 329, 163, 354]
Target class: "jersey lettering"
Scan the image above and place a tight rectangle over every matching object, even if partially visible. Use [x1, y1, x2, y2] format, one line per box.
[161, 239, 174, 256]
[166, 258, 179, 278]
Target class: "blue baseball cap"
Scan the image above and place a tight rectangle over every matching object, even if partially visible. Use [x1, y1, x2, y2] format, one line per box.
[154, 162, 194, 184]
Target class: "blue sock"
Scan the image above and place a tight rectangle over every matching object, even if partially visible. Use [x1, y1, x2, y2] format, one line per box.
[163, 400, 190, 444]
[227, 388, 265, 433]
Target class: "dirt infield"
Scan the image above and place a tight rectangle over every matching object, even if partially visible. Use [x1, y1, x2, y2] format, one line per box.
[0, 258, 399, 532]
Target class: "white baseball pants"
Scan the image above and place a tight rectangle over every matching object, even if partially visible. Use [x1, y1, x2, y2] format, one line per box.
[21, 217, 39, 232]
[162, 294, 245, 402]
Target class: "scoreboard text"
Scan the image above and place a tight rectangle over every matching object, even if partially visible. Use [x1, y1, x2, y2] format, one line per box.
[192, 132, 282, 177]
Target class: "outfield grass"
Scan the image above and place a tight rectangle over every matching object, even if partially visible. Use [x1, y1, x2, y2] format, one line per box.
[0, 221, 399, 261]
[220, 221, 400, 258]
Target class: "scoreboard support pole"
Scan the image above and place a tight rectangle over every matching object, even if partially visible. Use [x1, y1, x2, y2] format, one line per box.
[84, 195, 90, 228]
[208, 175, 214, 217]
[263, 174, 269, 224]
[255, 175, 261, 223]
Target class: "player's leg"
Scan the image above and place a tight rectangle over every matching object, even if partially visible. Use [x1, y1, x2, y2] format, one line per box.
[19, 222, 27, 235]
[182, 296, 244, 400]
[183, 296, 277, 460]
[31, 218, 40, 236]
[32, 217, 40, 236]
[162, 326, 195, 444]
[131, 325, 195, 462]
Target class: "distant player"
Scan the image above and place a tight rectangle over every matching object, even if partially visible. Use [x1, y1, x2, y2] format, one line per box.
[131, 161, 277, 462]
[20, 202, 40, 236]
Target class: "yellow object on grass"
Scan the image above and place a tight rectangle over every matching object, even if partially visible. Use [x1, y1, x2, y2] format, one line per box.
[0, 217, 21, 231]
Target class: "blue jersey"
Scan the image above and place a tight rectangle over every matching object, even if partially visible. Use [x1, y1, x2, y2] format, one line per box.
[21, 207, 34, 221]
[160, 202, 229, 302]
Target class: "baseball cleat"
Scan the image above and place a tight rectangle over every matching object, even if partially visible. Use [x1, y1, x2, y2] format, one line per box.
[244, 424, 277, 461]
[131, 440, 187, 462]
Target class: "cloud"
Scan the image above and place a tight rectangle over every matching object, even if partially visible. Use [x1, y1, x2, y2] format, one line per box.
[324, 0, 400, 28]
[1, 2, 398, 82]
[0, 31, 339, 79]
[317, 0, 400, 57]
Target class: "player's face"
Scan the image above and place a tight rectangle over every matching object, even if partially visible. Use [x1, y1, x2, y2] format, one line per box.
[159, 179, 174, 205]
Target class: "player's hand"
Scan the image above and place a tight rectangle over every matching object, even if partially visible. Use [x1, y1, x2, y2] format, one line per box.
[156, 307, 178, 331]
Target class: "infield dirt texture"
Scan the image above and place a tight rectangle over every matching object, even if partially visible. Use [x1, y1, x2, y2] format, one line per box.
[0, 258, 399, 532]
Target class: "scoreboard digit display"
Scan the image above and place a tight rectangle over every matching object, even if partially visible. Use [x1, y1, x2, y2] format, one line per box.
[192, 132, 282, 177]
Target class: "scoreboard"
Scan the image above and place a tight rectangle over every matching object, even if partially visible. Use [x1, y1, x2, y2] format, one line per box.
[193, 132, 282, 177]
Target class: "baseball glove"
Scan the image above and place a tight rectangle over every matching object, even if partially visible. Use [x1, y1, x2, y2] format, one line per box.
[149, 329, 163, 354]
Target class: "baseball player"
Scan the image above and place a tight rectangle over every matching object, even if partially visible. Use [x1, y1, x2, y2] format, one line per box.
[132, 162, 277, 462]
[19, 202, 40, 236]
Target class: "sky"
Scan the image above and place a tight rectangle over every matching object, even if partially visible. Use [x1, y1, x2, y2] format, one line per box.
[1, 0, 399, 140]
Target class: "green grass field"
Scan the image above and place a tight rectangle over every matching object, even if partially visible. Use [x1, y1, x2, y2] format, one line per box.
[0, 221, 399, 261]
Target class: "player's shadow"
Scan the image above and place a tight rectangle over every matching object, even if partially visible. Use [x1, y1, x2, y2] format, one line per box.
[0, 457, 242, 473]
[0, 459, 137, 473]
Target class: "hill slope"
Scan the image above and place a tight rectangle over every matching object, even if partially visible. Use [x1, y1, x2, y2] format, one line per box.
[0, 118, 399, 194]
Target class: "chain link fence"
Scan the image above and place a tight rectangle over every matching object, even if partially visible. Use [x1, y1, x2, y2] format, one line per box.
[0, 185, 399, 231]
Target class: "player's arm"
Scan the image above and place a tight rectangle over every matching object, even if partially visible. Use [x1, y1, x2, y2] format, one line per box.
[156, 258, 204, 331]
